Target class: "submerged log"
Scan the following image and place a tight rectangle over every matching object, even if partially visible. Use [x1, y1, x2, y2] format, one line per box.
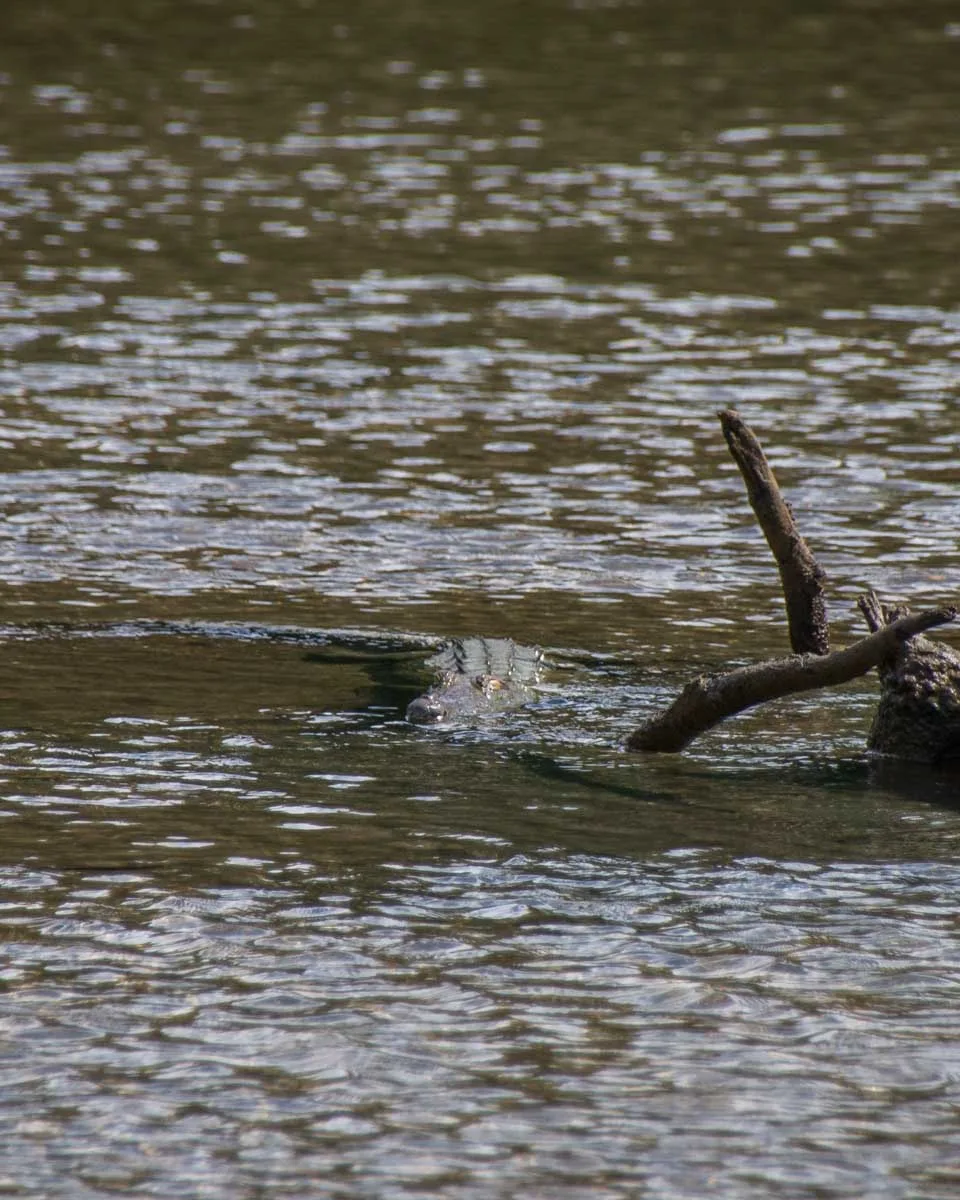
[628, 411, 959, 760]
[627, 605, 957, 753]
[858, 593, 960, 765]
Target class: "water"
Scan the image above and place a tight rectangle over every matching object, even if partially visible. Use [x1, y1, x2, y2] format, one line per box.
[1, 0, 960, 1195]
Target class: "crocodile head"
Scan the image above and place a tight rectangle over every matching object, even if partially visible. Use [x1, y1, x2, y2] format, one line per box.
[405, 672, 512, 725]
[404, 638, 543, 725]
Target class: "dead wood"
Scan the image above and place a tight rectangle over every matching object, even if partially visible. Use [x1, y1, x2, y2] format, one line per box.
[626, 605, 957, 753]
[720, 409, 829, 655]
[857, 591, 960, 764]
[627, 413, 958, 760]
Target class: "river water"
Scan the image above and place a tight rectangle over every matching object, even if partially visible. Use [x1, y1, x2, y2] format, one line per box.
[1, 1, 959, 1196]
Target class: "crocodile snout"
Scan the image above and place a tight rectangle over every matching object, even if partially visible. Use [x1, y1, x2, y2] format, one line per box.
[405, 695, 447, 724]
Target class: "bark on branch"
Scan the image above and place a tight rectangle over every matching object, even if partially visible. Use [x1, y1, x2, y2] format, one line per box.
[720, 409, 829, 655]
[626, 605, 957, 753]
[857, 591, 960, 764]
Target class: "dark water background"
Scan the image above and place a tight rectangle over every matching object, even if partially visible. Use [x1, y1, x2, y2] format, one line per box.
[1, 1, 959, 1196]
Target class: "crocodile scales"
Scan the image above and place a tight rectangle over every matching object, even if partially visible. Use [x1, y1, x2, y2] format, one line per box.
[405, 637, 544, 724]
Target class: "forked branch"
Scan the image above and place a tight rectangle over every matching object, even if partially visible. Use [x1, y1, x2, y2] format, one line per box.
[627, 606, 956, 753]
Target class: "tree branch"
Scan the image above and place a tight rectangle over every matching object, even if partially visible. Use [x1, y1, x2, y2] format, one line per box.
[626, 605, 957, 753]
[720, 408, 829, 655]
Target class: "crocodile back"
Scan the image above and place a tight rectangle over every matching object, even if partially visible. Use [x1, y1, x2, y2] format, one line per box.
[426, 637, 543, 684]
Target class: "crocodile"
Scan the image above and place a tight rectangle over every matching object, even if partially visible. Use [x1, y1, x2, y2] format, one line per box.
[0, 619, 546, 726]
[405, 637, 544, 725]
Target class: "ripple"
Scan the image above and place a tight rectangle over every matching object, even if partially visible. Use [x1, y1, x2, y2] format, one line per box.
[1, 3, 960, 1197]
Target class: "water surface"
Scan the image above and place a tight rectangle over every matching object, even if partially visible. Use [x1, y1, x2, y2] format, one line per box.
[1, 0, 960, 1195]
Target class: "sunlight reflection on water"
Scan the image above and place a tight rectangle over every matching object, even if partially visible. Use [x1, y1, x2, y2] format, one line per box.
[1, 0, 960, 1195]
